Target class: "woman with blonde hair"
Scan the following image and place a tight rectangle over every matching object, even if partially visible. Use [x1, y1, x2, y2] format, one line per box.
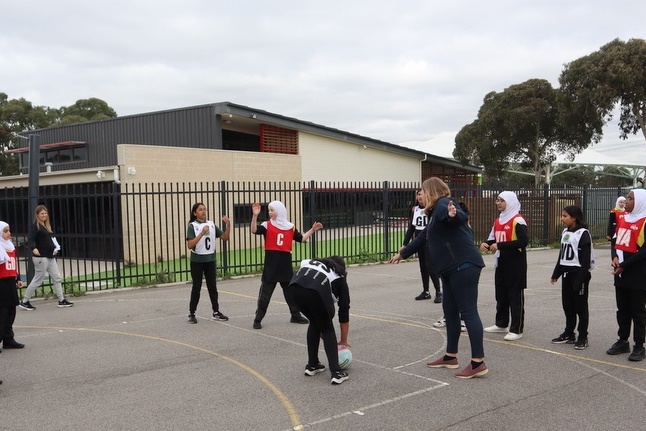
[19, 205, 73, 310]
[390, 177, 487, 378]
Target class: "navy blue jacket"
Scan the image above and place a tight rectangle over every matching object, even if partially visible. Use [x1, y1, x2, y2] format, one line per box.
[400, 197, 484, 275]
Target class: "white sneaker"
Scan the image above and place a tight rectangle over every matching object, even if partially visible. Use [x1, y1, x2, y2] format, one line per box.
[504, 332, 523, 341]
[433, 317, 446, 328]
[460, 321, 467, 332]
[484, 325, 508, 333]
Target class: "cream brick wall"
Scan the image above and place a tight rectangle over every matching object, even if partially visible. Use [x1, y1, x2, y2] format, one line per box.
[115, 145, 307, 265]
[116, 144, 302, 183]
[299, 132, 421, 182]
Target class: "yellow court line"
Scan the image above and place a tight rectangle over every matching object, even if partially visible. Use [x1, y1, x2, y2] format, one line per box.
[486, 337, 646, 372]
[17, 325, 302, 430]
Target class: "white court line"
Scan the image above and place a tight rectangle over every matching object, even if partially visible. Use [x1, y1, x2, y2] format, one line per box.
[285, 382, 448, 431]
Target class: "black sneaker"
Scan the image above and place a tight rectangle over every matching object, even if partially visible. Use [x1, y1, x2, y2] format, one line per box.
[304, 363, 326, 376]
[253, 320, 262, 329]
[57, 299, 74, 308]
[551, 333, 575, 344]
[415, 291, 431, 300]
[574, 337, 588, 350]
[628, 345, 645, 362]
[188, 314, 197, 324]
[433, 292, 442, 303]
[212, 311, 229, 321]
[2, 340, 25, 349]
[19, 301, 35, 311]
[607, 339, 630, 355]
[290, 316, 309, 324]
[331, 370, 349, 385]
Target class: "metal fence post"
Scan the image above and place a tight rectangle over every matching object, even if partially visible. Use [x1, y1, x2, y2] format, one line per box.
[542, 184, 550, 245]
[383, 181, 390, 257]
[309, 180, 317, 259]
[111, 181, 122, 286]
[219, 180, 229, 276]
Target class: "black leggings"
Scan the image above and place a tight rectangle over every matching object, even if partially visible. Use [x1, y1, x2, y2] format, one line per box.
[287, 286, 340, 373]
[561, 271, 590, 338]
[419, 247, 441, 293]
[189, 260, 220, 313]
[254, 281, 301, 322]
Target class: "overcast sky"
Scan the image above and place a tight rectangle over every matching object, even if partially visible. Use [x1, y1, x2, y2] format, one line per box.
[2, 0, 645, 164]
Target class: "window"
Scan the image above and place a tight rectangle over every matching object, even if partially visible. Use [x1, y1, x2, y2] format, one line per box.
[14, 141, 88, 171]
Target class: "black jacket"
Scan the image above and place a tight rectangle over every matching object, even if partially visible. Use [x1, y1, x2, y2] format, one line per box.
[27, 223, 57, 258]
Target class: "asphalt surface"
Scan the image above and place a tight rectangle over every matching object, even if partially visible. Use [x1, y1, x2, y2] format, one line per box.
[2, 246, 645, 431]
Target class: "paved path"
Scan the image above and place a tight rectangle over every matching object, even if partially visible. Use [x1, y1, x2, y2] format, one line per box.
[2, 247, 645, 430]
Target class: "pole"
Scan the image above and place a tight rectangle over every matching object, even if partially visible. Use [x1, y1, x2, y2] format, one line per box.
[26, 134, 40, 282]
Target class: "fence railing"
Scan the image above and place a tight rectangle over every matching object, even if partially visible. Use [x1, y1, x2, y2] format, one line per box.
[0, 181, 628, 296]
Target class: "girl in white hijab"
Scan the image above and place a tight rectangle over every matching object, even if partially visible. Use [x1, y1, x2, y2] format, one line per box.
[0, 221, 13, 265]
[608, 189, 646, 361]
[480, 191, 528, 341]
[0, 221, 25, 350]
[250, 200, 323, 329]
[267, 200, 294, 230]
[607, 196, 627, 240]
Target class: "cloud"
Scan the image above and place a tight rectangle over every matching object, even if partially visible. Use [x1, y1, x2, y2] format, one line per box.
[1, 0, 645, 164]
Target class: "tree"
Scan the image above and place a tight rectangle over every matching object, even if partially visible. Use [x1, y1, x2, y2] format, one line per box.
[55, 98, 117, 125]
[453, 79, 599, 187]
[0, 94, 117, 176]
[0, 93, 51, 175]
[559, 38, 646, 144]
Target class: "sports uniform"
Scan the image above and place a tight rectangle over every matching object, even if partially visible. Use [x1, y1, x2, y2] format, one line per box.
[606, 196, 626, 240]
[252, 200, 315, 328]
[608, 189, 646, 360]
[483, 191, 528, 339]
[287, 258, 350, 383]
[551, 225, 593, 347]
[0, 221, 24, 350]
[186, 217, 228, 321]
[402, 203, 442, 301]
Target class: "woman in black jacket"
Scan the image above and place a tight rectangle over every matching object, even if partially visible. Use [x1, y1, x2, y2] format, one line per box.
[391, 177, 487, 379]
[19, 205, 73, 310]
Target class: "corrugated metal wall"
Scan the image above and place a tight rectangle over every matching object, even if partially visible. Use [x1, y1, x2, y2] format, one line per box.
[24, 105, 220, 171]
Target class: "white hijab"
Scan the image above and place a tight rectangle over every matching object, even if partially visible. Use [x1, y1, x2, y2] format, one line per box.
[0, 221, 14, 264]
[268, 200, 294, 230]
[498, 191, 522, 224]
[624, 189, 646, 223]
[615, 196, 626, 211]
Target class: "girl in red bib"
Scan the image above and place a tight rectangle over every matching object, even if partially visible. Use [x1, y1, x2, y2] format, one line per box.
[606, 196, 626, 240]
[251, 200, 323, 329]
[480, 191, 528, 341]
[0, 221, 25, 352]
[607, 189, 646, 361]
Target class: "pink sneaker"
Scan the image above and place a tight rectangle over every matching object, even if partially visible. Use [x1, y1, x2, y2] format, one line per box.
[455, 362, 488, 379]
[427, 356, 459, 369]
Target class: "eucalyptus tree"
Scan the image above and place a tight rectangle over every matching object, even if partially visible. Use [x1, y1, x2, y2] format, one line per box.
[454, 79, 599, 187]
[559, 38, 646, 144]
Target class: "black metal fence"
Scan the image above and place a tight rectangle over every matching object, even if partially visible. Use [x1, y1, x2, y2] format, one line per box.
[0, 181, 629, 296]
